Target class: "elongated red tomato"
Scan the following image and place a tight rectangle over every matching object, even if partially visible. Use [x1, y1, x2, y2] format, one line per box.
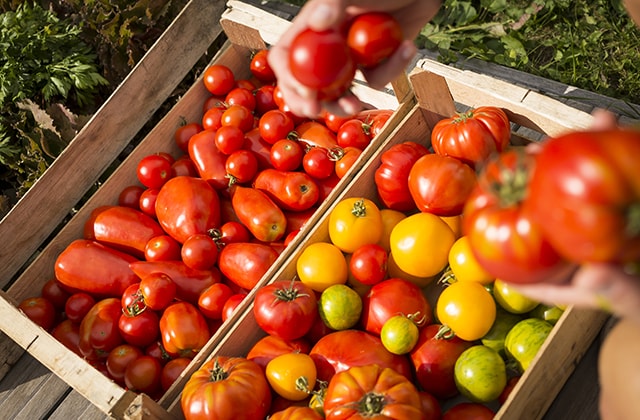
[78, 298, 123, 359]
[293, 121, 339, 150]
[155, 176, 221, 244]
[188, 129, 229, 190]
[160, 301, 210, 358]
[253, 169, 320, 212]
[231, 186, 287, 242]
[181, 356, 271, 420]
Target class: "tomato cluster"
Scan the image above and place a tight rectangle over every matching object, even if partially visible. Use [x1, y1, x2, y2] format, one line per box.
[17, 50, 392, 400]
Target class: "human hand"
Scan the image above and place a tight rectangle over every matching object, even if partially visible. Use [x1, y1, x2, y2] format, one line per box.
[267, 0, 442, 119]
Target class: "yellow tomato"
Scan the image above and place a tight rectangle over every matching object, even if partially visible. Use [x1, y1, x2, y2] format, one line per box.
[297, 242, 348, 292]
[448, 236, 494, 285]
[493, 279, 539, 314]
[328, 197, 383, 253]
[389, 212, 456, 278]
[436, 281, 497, 341]
[266, 352, 317, 401]
[441, 214, 462, 238]
[387, 252, 437, 289]
[377, 209, 406, 252]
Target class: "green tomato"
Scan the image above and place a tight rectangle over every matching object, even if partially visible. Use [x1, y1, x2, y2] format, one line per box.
[454, 345, 507, 403]
[380, 315, 419, 355]
[493, 279, 539, 314]
[481, 307, 523, 358]
[505, 318, 553, 372]
[318, 284, 362, 330]
[528, 304, 565, 325]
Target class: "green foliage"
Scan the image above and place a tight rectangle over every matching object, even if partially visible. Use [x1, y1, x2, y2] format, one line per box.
[418, 0, 640, 106]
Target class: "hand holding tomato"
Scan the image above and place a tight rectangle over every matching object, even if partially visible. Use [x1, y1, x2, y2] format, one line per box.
[267, 0, 442, 118]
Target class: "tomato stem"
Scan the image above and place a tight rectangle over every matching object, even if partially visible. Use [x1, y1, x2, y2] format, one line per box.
[489, 150, 530, 208]
[625, 202, 640, 238]
[358, 392, 386, 415]
[435, 324, 456, 340]
[209, 359, 229, 382]
[351, 199, 368, 217]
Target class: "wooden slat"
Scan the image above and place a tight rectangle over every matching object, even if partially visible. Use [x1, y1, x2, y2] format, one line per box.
[0, 0, 228, 287]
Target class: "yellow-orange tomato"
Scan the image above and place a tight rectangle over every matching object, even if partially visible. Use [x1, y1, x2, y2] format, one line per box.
[328, 197, 383, 253]
[448, 236, 494, 285]
[297, 242, 348, 292]
[266, 352, 317, 401]
[387, 252, 437, 289]
[441, 214, 462, 238]
[377, 209, 406, 252]
[390, 212, 456, 278]
[437, 281, 497, 341]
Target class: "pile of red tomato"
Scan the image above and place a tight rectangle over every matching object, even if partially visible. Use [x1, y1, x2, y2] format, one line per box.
[15, 48, 393, 400]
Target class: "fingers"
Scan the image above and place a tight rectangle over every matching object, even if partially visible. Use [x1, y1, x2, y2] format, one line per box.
[590, 108, 619, 131]
[361, 40, 417, 90]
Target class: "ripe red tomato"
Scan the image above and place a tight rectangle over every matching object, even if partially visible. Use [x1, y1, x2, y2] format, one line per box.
[172, 157, 199, 178]
[78, 298, 124, 359]
[462, 149, 569, 284]
[18, 296, 56, 330]
[202, 106, 224, 132]
[374, 141, 429, 212]
[334, 146, 362, 179]
[255, 84, 278, 116]
[139, 272, 177, 311]
[217, 242, 280, 290]
[118, 309, 160, 348]
[289, 28, 356, 100]
[253, 280, 318, 341]
[198, 283, 233, 320]
[222, 293, 247, 322]
[408, 153, 477, 216]
[270, 139, 304, 171]
[225, 87, 256, 112]
[526, 128, 640, 263]
[346, 12, 403, 69]
[64, 292, 96, 323]
[137, 154, 174, 189]
[214, 125, 245, 155]
[225, 149, 259, 185]
[160, 302, 210, 358]
[250, 49, 276, 83]
[139, 188, 160, 218]
[215, 221, 251, 246]
[442, 402, 495, 420]
[259, 109, 294, 145]
[221, 104, 254, 133]
[181, 233, 219, 271]
[431, 106, 511, 168]
[189, 129, 229, 189]
[124, 355, 163, 395]
[161, 357, 191, 392]
[230, 186, 287, 243]
[52, 319, 81, 356]
[106, 343, 143, 386]
[118, 185, 144, 209]
[302, 147, 334, 180]
[203, 64, 235, 96]
[253, 168, 320, 212]
[174, 122, 202, 153]
[246, 335, 311, 371]
[41, 278, 71, 311]
[144, 234, 182, 262]
[336, 119, 372, 149]
[349, 243, 388, 286]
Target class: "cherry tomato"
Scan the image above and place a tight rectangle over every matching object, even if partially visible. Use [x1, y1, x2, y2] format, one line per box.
[18, 296, 56, 330]
[215, 221, 251, 246]
[259, 109, 294, 145]
[144, 234, 182, 262]
[225, 149, 258, 185]
[250, 49, 276, 83]
[161, 357, 192, 392]
[297, 242, 348, 292]
[41, 278, 71, 311]
[137, 154, 174, 189]
[181, 234, 219, 271]
[139, 272, 177, 311]
[380, 314, 420, 355]
[124, 354, 163, 395]
[198, 283, 234, 320]
[222, 293, 247, 322]
[334, 146, 362, 179]
[349, 243, 387, 286]
[106, 343, 143, 386]
[214, 125, 245, 155]
[225, 87, 256, 112]
[255, 84, 278, 115]
[118, 185, 144, 209]
[174, 122, 203, 153]
[266, 352, 317, 401]
[203, 64, 235, 96]
[346, 12, 403, 69]
[302, 147, 334, 180]
[118, 309, 161, 348]
[122, 282, 145, 316]
[270, 138, 303, 171]
[52, 319, 81, 356]
[139, 188, 160, 218]
[443, 402, 495, 420]
[64, 292, 96, 323]
[221, 104, 254, 132]
[172, 157, 199, 178]
[436, 281, 497, 341]
[202, 106, 224, 131]
[336, 119, 372, 149]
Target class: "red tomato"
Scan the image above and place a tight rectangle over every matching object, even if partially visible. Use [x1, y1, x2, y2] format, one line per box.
[442, 402, 495, 420]
[410, 323, 474, 399]
[137, 154, 174, 189]
[214, 125, 245, 155]
[78, 298, 124, 359]
[346, 12, 403, 69]
[322, 111, 354, 134]
[294, 121, 339, 150]
[172, 157, 199, 178]
[230, 186, 287, 242]
[118, 309, 160, 348]
[41, 278, 71, 311]
[526, 128, 640, 263]
[255, 84, 278, 116]
[217, 242, 280, 290]
[323, 364, 422, 420]
[431, 106, 511, 168]
[139, 188, 160, 218]
[189, 130, 229, 189]
[181, 234, 219, 271]
[250, 49, 276, 83]
[106, 343, 143, 386]
[336, 119, 372, 149]
[144, 235, 181, 262]
[118, 185, 144, 209]
[18, 296, 56, 331]
[253, 168, 320, 212]
[139, 272, 176, 311]
[225, 87, 256, 112]
[225, 149, 259, 185]
[160, 302, 210, 358]
[124, 355, 163, 395]
[155, 176, 221, 244]
[334, 146, 362, 179]
[221, 104, 254, 133]
[203, 64, 235, 96]
[361, 278, 431, 335]
[198, 283, 234, 320]
[349, 243, 388, 286]
[259, 109, 294, 145]
[303, 147, 334, 180]
[408, 153, 477, 216]
[270, 138, 304, 171]
[374, 141, 430, 211]
[462, 149, 569, 284]
[310, 329, 413, 382]
[254, 280, 318, 341]
[64, 292, 96, 323]
[222, 293, 247, 322]
[419, 391, 442, 420]
[246, 335, 311, 371]
[174, 121, 203, 153]
[215, 221, 251, 246]
[244, 126, 275, 171]
[121, 282, 145, 316]
[161, 357, 192, 392]
[289, 28, 356, 100]
[181, 357, 272, 420]
[202, 106, 224, 132]
[52, 319, 81, 356]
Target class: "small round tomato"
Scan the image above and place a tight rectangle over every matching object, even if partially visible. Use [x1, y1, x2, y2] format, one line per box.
[181, 233, 219, 271]
[454, 345, 506, 403]
[447, 236, 494, 285]
[139, 272, 177, 311]
[328, 197, 383, 253]
[266, 352, 317, 401]
[137, 154, 174, 189]
[106, 343, 143, 385]
[172, 157, 199, 178]
[174, 121, 203, 153]
[214, 125, 245, 155]
[380, 315, 420, 355]
[41, 278, 71, 311]
[436, 281, 496, 341]
[225, 149, 258, 185]
[493, 278, 539, 314]
[215, 221, 251, 246]
[144, 235, 182, 262]
[52, 318, 81, 356]
[161, 357, 192, 392]
[203, 64, 235, 96]
[121, 282, 145, 316]
[138, 188, 160, 218]
[250, 49, 276, 83]
[118, 185, 144, 209]
[270, 138, 304, 171]
[118, 309, 161, 348]
[337, 119, 371, 149]
[202, 106, 224, 131]
[346, 12, 403, 69]
[198, 283, 234, 320]
[505, 318, 553, 372]
[222, 293, 247, 322]
[443, 402, 495, 420]
[389, 212, 456, 278]
[65, 292, 96, 323]
[255, 84, 278, 116]
[221, 104, 254, 132]
[124, 354, 163, 395]
[318, 284, 362, 331]
[349, 243, 388, 286]
[303, 147, 335, 180]
[259, 109, 294, 145]
[225, 87, 256, 112]
[334, 146, 362, 179]
[18, 296, 56, 330]
[296, 242, 348, 292]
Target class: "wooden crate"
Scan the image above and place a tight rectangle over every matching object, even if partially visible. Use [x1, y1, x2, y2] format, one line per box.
[0, 1, 402, 418]
[164, 59, 610, 419]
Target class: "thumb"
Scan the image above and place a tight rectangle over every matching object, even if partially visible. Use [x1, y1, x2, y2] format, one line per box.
[304, 0, 347, 31]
